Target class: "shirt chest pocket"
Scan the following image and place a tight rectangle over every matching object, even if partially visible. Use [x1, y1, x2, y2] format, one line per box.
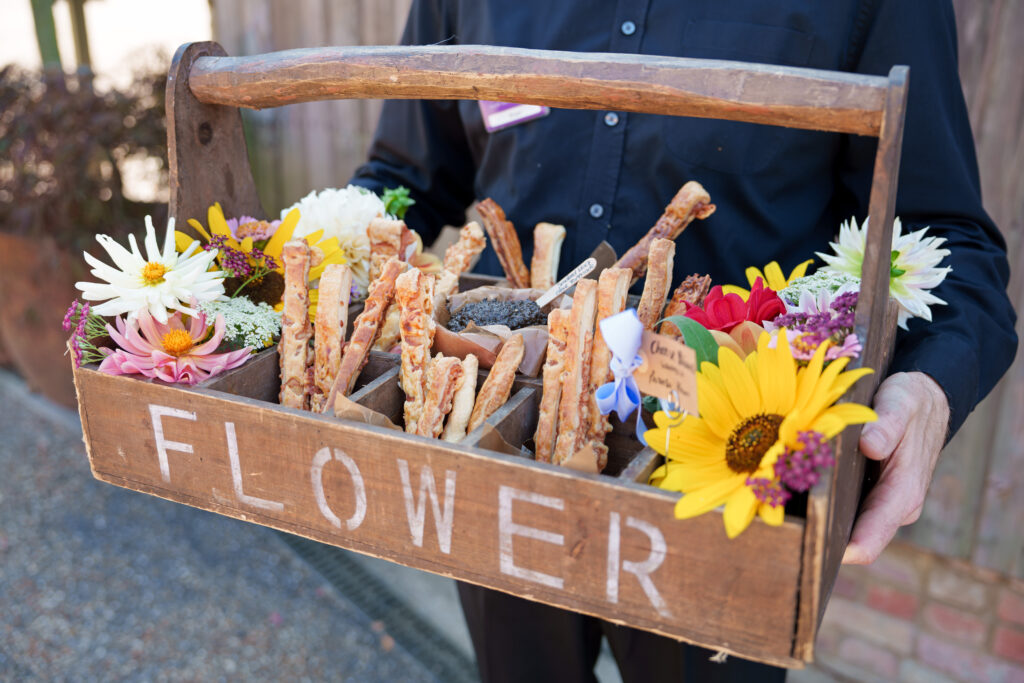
[662, 19, 816, 175]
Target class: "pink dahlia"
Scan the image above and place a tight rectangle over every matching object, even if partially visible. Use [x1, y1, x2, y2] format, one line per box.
[98, 307, 251, 385]
[225, 215, 281, 242]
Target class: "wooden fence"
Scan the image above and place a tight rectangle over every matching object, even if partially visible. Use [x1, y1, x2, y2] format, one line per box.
[210, 0, 1024, 579]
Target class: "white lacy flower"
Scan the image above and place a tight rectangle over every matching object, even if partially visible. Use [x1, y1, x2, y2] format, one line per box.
[199, 297, 280, 351]
[816, 216, 951, 329]
[283, 185, 386, 297]
[780, 270, 860, 311]
[76, 216, 226, 324]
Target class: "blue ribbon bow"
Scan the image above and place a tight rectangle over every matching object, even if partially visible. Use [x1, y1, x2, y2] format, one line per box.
[594, 309, 647, 440]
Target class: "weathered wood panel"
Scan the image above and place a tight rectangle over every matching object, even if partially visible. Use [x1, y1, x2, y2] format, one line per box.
[73, 359, 807, 667]
[901, 1, 1024, 578]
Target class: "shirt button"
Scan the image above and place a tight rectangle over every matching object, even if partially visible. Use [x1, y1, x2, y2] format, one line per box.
[621, 21, 637, 36]
[589, 203, 604, 219]
[604, 112, 619, 127]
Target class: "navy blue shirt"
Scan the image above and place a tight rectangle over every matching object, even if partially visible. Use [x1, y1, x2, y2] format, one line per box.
[352, 0, 1017, 438]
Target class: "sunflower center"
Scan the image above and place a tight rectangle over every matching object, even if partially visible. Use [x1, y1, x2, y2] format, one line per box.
[726, 413, 785, 474]
[142, 261, 168, 285]
[161, 329, 194, 356]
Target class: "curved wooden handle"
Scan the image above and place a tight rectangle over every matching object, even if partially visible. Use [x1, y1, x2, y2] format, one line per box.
[188, 44, 888, 136]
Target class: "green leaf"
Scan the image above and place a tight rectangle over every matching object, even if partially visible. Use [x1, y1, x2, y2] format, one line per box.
[382, 186, 416, 219]
[659, 316, 720, 367]
[642, 395, 661, 414]
[890, 249, 906, 278]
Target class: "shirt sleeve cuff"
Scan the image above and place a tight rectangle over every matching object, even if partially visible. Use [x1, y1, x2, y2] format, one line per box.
[887, 333, 977, 442]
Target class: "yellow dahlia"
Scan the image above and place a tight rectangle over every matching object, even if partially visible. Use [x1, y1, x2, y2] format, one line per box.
[646, 330, 877, 538]
[722, 259, 814, 300]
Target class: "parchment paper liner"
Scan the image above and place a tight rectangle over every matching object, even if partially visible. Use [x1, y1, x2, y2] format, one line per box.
[434, 286, 571, 377]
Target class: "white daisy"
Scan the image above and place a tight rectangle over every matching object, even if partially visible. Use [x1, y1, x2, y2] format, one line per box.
[815, 216, 951, 329]
[76, 216, 226, 324]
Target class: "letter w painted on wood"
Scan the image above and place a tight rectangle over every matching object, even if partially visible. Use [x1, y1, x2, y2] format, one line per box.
[397, 459, 456, 554]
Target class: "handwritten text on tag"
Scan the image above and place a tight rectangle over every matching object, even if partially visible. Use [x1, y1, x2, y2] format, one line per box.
[634, 330, 699, 415]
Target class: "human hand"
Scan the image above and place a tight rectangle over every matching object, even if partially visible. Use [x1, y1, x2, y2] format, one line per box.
[843, 371, 950, 565]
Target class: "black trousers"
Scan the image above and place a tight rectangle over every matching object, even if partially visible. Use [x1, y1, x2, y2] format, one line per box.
[457, 583, 788, 683]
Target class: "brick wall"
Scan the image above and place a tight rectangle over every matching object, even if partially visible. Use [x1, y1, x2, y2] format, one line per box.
[791, 541, 1024, 683]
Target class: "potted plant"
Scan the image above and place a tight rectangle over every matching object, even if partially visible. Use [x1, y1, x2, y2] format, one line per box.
[0, 65, 167, 405]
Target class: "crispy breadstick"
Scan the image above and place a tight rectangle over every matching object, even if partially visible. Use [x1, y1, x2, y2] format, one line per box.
[530, 222, 566, 290]
[660, 274, 713, 337]
[637, 238, 676, 330]
[396, 269, 436, 434]
[326, 258, 405, 411]
[614, 181, 715, 283]
[441, 354, 479, 443]
[367, 217, 406, 280]
[534, 308, 570, 463]
[585, 267, 632, 438]
[443, 221, 486, 275]
[468, 334, 525, 433]
[311, 263, 352, 412]
[552, 279, 599, 465]
[416, 355, 464, 438]
[477, 199, 530, 288]
[372, 302, 402, 352]
[279, 240, 312, 410]
[431, 269, 460, 322]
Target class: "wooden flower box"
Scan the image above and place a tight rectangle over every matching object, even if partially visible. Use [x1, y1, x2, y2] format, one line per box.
[73, 41, 906, 668]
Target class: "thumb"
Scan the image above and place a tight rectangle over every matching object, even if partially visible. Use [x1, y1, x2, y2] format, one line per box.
[859, 378, 911, 461]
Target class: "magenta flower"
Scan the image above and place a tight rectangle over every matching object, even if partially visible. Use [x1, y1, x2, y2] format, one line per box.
[98, 307, 251, 385]
[225, 215, 281, 242]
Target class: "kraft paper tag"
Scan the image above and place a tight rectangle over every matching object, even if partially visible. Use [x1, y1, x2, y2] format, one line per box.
[634, 329, 699, 415]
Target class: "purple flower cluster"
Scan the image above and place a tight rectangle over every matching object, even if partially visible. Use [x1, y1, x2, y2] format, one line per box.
[747, 430, 836, 508]
[202, 235, 278, 281]
[747, 477, 791, 507]
[774, 291, 858, 348]
[63, 300, 109, 368]
[776, 430, 835, 493]
[250, 248, 277, 272]
[204, 235, 252, 278]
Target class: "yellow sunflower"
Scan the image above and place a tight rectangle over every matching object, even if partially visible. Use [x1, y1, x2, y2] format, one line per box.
[178, 203, 347, 319]
[646, 330, 876, 538]
[722, 259, 814, 300]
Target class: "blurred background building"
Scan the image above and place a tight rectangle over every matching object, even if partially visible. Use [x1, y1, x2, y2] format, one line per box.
[0, 1, 1021, 680]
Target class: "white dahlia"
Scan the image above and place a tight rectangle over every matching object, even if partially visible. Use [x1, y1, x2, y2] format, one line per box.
[815, 216, 951, 329]
[283, 185, 384, 296]
[76, 216, 226, 324]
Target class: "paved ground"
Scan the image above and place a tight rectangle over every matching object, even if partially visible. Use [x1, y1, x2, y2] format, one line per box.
[0, 370, 445, 682]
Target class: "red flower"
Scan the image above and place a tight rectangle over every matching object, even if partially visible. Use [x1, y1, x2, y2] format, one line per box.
[746, 277, 787, 326]
[684, 278, 785, 333]
[684, 286, 747, 332]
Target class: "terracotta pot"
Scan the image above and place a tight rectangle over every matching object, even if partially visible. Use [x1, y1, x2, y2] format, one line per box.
[0, 234, 81, 407]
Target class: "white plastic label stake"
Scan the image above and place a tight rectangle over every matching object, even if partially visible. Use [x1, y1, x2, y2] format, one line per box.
[535, 258, 597, 308]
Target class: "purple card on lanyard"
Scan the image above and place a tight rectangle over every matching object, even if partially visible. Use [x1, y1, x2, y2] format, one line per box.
[478, 101, 551, 133]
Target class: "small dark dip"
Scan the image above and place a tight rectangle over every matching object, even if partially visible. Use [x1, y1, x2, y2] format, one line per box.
[447, 298, 546, 332]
